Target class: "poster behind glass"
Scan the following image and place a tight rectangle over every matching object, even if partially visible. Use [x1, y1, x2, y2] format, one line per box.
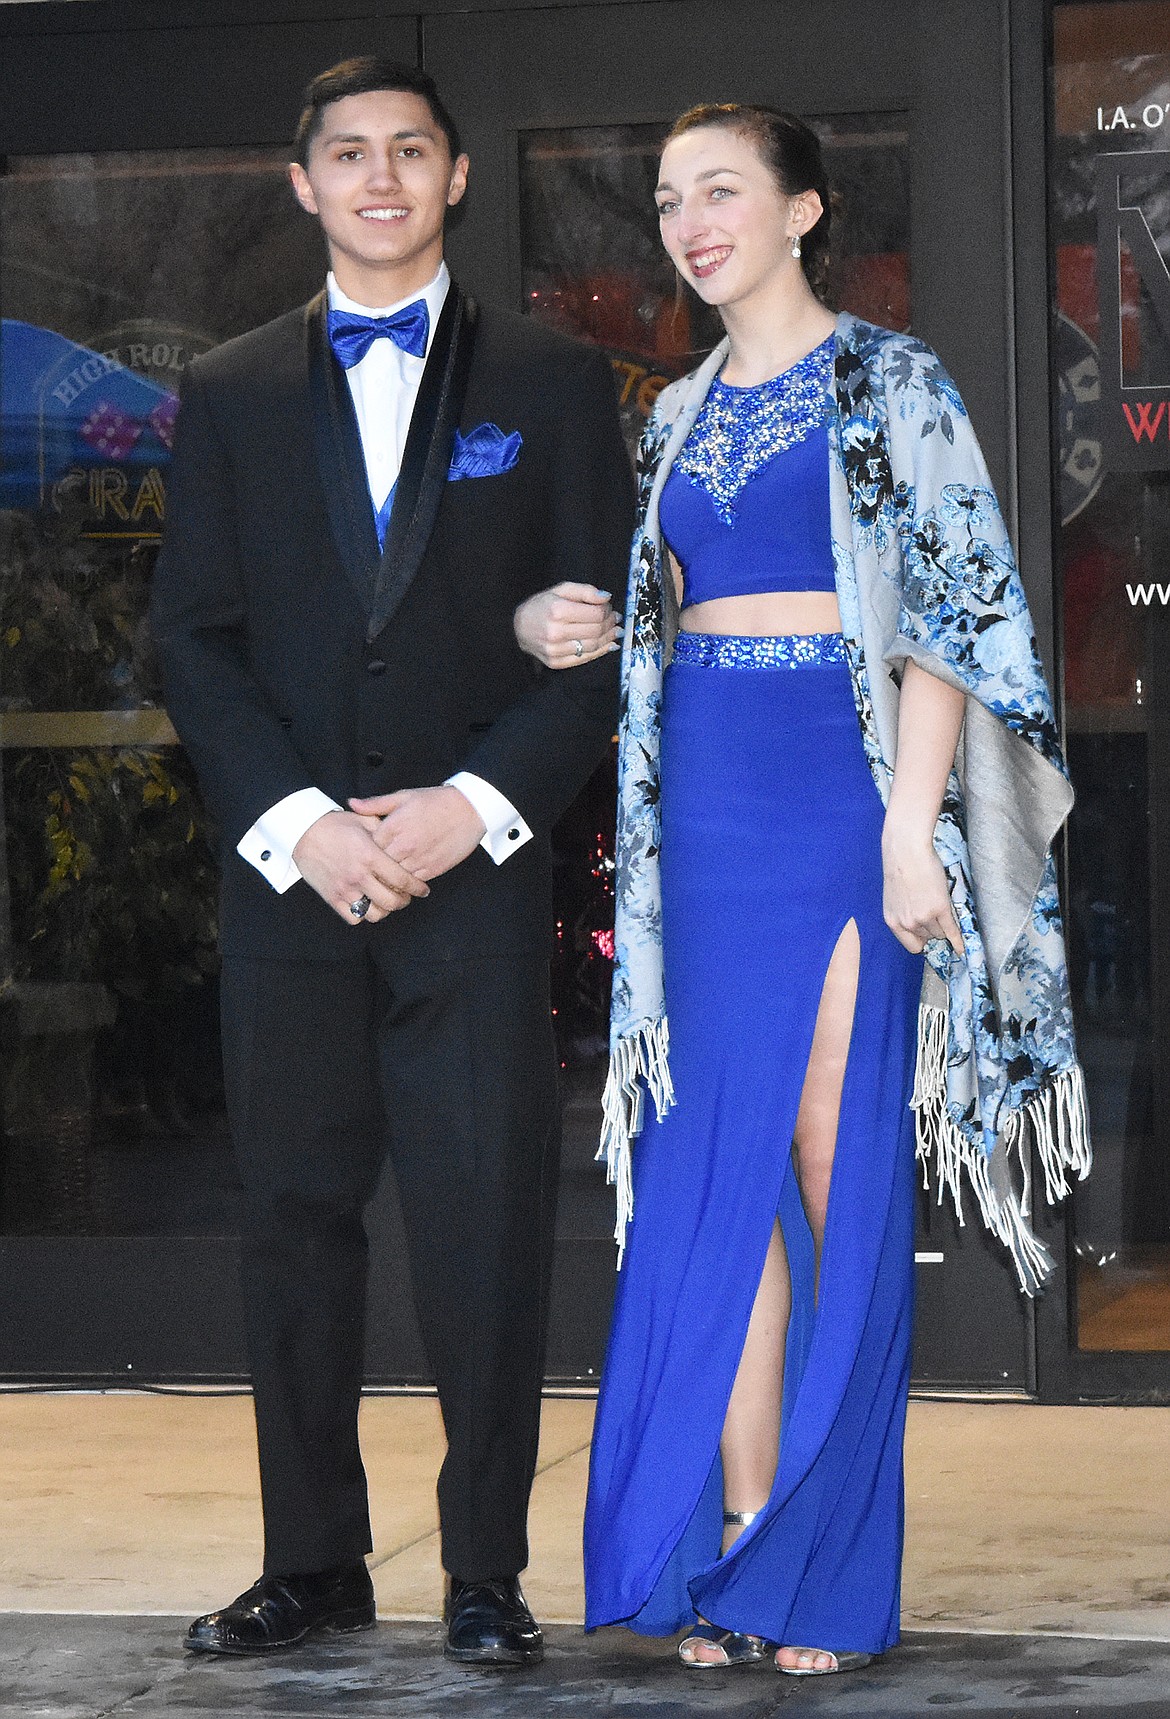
[0, 148, 322, 1238]
[1051, 3, 1170, 1351]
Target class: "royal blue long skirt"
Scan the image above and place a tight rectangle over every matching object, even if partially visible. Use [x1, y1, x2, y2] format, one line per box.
[584, 633, 923, 1654]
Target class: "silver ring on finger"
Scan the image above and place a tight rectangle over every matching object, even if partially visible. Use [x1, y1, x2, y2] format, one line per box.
[572, 637, 584, 658]
[349, 894, 371, 919]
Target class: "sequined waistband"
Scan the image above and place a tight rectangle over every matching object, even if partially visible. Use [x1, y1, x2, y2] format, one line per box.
[670, 631, 847, 670]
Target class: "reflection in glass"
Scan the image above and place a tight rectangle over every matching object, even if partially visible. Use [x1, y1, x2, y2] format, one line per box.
[1052, 4, 1170, 1350]
[0, 148, 322, 1237]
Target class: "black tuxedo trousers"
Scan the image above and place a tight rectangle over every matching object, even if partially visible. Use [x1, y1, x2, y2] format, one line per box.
[151, 289, 634, 1581]
[221, 945, 559, 1580]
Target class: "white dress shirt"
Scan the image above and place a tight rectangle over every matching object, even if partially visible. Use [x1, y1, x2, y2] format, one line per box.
[237, 264, 532, 893]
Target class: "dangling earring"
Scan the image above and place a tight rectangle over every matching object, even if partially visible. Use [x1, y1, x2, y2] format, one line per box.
[790, 232, 802, 260]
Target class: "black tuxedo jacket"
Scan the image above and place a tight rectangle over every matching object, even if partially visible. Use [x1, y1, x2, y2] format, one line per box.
[150, 284, 634, 963]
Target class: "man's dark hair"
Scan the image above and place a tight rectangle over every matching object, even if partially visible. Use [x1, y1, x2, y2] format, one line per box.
[293, 56, 463, 166]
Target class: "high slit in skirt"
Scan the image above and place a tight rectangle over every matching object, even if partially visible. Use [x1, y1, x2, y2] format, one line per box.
[584, 632, 923, 1653]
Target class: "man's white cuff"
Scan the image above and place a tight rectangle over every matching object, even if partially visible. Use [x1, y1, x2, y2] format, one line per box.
[445, 771, 533, 865]
[237, 787, 342, 893]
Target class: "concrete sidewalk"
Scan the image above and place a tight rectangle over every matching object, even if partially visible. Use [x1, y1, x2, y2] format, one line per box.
[2, 1390, 1170, 1715]
[2, 1392, 1168, 1638]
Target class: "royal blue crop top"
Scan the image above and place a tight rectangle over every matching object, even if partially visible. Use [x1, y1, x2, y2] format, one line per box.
[659, 334, 836, 606]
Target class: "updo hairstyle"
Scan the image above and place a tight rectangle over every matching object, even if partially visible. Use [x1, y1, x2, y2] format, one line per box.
[662, 104, 834, 304]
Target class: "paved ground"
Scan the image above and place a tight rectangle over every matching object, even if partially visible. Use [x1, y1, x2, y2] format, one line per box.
[7, 1393, 1170, 1642]
[4, 1618, 1170, 1719]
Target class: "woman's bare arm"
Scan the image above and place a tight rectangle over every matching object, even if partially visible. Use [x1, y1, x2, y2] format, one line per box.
[882, 660, 966, 955]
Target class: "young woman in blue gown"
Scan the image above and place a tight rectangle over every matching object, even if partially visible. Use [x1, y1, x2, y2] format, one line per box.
[515, 103, 1081, 1679]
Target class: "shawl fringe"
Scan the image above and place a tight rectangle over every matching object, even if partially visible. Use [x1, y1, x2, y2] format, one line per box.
[911, 1001, 1091, 1296]
[598, 1019, 674, 1264]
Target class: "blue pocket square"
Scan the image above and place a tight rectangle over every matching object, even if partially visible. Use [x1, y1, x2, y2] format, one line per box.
[449, 422, 522, 481]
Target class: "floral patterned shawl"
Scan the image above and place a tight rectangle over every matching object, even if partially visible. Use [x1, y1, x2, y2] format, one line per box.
[602, 311, 1090, 1294]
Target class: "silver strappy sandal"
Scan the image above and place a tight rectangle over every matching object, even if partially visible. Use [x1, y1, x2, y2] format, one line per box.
[679, 1622, 775, 1668]
[775, 1647, 875, 1675]
[678, 1510, 776, 1669]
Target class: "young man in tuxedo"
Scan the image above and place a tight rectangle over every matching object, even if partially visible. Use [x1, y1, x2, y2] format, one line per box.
[150, 55, 632, 1667]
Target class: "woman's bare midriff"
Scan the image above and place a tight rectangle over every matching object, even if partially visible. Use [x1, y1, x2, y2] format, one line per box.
[679, 591, 842, 637]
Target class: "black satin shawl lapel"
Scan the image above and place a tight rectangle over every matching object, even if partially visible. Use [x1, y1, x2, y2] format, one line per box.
[368, 285, 479, 643]
[304, 293, 380, 610]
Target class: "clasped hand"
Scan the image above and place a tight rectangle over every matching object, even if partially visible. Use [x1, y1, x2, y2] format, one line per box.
[292, 787, 486, 925]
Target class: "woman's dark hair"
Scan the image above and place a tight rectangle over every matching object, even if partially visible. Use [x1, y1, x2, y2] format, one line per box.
[663, 104, 834, 304]
[293, 56, 463, 166]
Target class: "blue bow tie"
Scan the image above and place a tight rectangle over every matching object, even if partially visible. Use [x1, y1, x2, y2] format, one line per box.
[327, 300, 430, 367]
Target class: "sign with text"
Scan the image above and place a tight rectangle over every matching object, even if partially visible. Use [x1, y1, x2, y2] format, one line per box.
[1096, 150, 1170, 470]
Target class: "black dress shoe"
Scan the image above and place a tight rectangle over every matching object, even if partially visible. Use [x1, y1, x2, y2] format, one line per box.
[185, 1561, 375, 1656]
[444, 1575, 544, 1667]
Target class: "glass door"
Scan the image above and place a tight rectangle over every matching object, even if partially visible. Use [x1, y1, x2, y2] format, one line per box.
[0, 5, 419, 1380]
[429, 0, 1033, 1389]
[1041, 0, 1170, 1398]
[0, 143, 323, 1376]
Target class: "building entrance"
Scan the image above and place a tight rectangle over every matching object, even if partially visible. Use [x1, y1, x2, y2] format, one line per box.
[0, 0, 1032, 1389]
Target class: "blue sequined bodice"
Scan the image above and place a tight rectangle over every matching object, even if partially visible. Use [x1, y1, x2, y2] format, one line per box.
[674, 334, 834, 520]
[660, 334, 837, 606]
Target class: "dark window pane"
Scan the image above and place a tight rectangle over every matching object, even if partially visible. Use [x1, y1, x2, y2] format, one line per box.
[0, 147, 321, 1237]
[1051, 5, 1170, 1350]
[518, 115, 910, 453]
